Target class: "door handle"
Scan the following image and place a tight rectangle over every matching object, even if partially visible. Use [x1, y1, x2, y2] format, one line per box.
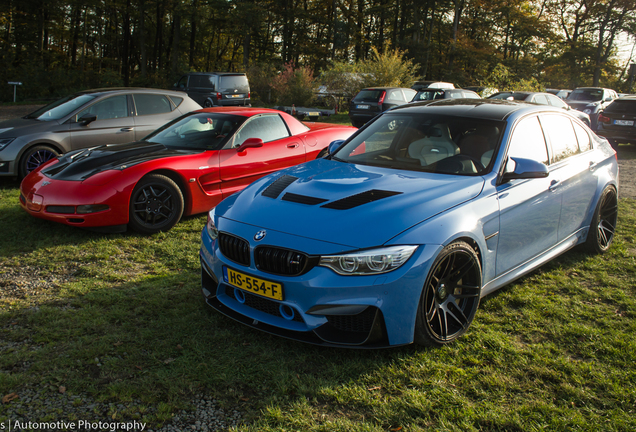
[287, 143, 299, 149]
[549, 179, 560, 192]
[120, 127, 134, 132]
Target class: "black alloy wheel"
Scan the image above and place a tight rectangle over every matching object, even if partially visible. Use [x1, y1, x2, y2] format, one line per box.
[129, 174, 184, 234]
[585, 186, 618, 254]
[415, 241, 482, 346]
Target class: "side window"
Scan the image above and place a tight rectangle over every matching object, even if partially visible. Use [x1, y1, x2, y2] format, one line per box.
[403, 89, 417, 101]
[387, 89, 404, 102]
[507, 116, 549, 165]
[233, 115, 289, 147]
[533, 94, 548, 105]
[540, 114, 579, 163]
[546, 94, 567, 108]
[134, 94, 173, 116]
[177, 76, 188, 88]
[574, 122, 592, 152]
[77, 95, 128, 121]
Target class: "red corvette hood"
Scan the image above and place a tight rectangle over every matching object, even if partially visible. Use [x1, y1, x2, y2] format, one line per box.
[39, 141, 198, 181]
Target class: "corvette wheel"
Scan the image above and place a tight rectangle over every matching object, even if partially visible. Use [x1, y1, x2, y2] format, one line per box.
[20, 145, 59, 179]
[585, 186, 618, 254]
[414, 241, 481, 346]
[129, 174, 184, 234]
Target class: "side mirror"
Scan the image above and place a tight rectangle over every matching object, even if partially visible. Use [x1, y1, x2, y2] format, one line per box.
[237, 137, 264, 153]
[501, 157, 549, 182]
[328, 140, 345, 155]
[78, 113, 97, 126]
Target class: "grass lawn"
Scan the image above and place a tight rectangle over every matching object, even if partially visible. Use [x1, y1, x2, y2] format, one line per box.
[0, 176, 634, 431]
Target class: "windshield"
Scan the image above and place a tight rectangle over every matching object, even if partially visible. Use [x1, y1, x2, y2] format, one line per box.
[144, 112, 245, 150]
[332, 113, 504, 176]
[413, 90, 446, 101]
[25, 94, 96, 121]
[567, 89, 602, 102]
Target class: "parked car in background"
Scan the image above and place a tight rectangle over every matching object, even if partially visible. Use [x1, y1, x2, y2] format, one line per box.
[464, 86, 499, 98]
[0, 88, 200, 179]
[546, 89, 572, 99]
[20, 108, 355, 234]
[566, 87, 618, 129]
[200, 99, 618, 347]
[411, 88, 481, 102]
[596, 95, 636, 148]
[348, 87, 417, 127]
[411, 81, 455, 91]
[488, 91, 591, 126]
[173, 72, 251, 107]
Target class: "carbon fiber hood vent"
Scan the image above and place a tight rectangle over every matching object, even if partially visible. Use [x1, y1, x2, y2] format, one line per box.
[321, 189, 402, 210]
[262, 175, 298, 198]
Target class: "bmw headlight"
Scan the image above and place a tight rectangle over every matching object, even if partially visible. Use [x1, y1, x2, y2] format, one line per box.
[319, 245, 418, 275]
[206, 207, 218, 240]
[0, 137, 16, 151]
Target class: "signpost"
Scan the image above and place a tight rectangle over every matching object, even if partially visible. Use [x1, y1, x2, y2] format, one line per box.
[7, 81, 22, 102]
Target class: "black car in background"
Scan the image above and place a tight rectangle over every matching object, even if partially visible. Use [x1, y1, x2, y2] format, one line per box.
[411, 88, 481, 101]
[173, 72, 251, 107]
[348, 87, 417, 127]
[488, 91, 591, 127]
[566, 87, 618, 129]
[596, 95, 636, 148]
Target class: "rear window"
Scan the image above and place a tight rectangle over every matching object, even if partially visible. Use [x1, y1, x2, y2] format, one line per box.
[219, 75, 249, 92]
[568, 89, 602, 102]
[354, 90, 384, 101]
[490, 93, 528, 101]
[604, 100, 636, 114]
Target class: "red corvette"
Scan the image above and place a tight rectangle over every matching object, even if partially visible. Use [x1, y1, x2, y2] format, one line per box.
[19, 107, 356, 234]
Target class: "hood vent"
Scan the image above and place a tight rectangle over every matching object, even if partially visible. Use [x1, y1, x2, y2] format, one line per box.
[262, 175, 299, 199]
[321, 189, 402, 210]
[282, 193, 328, 206]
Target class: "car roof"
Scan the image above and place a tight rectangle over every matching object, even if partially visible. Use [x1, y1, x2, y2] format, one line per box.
[387, 98, 560, 121]
[361, 87, 410, 91]
[77, 87, 187, 97]
[183, 72, 246, 76]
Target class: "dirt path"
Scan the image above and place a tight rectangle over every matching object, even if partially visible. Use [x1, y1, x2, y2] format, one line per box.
[1, 104, 635, 198]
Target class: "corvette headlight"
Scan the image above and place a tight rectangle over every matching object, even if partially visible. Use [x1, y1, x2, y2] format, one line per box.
[0, 137, 16, 151]
[319, 245, 418, 276]
[206, 207, 218, 240]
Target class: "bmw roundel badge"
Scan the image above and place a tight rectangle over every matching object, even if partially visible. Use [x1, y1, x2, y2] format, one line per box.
[254, 230, 267, 241]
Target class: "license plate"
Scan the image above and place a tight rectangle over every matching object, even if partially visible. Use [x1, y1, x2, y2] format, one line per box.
[307, 112, 320, 116]
[614, 119, 634, 126]
[356, 104, 369, 109]
[230, 94, 243, 98]
[223, 267, 283, 301]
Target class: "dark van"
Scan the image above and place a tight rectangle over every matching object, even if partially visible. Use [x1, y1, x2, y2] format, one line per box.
[174, 72, 251, 107]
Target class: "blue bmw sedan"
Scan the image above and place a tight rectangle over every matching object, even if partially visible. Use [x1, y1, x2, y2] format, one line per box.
[200, 99, 619, 347]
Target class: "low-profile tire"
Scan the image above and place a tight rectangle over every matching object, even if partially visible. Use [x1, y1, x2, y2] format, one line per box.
[584, 186, 618, 254]
[414, 241, 482, 346]
[129, 174, 184, 235]
[19, 145, 60, 179]
[203, 100, 213, 108]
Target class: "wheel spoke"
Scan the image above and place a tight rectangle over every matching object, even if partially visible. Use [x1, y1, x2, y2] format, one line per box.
[446, 303, 469, 329]
[437, 307, 448, 340]
[452, 285, 481, 298]
[448, 256, 475, 284]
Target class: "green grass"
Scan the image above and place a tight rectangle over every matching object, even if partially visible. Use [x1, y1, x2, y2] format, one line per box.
[1, 178, 635, 431]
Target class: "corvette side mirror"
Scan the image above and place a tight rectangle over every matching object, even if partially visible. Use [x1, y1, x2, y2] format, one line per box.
[237, 137, 264, 153]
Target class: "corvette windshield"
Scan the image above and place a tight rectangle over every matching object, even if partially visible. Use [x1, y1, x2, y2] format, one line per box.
[332, 113, 504, 176]
[25, 94, 96, 121]
[145, 113, 245, 150]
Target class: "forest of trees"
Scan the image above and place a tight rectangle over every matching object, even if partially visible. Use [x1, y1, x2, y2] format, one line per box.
[1, 0, 636, 102]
